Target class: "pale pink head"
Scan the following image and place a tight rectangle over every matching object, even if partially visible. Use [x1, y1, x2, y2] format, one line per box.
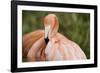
[44, 14, 59, 39]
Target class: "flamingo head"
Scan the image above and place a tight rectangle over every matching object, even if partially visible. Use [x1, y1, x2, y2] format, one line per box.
[44, 14, 59, 40]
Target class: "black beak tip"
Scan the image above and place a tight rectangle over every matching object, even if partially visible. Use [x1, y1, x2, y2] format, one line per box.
[44, 37, 49, 44]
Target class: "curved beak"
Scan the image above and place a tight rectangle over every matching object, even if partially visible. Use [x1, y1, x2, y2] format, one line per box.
[44, 25, 50, 39]
[44, 25, 50, 44]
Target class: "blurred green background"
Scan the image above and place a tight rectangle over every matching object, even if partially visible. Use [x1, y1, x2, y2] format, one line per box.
[22, 10, 90, 59]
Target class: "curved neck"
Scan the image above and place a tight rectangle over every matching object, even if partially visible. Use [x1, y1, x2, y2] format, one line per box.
[44, 14, 59, 39]
[48, 18, 59, 39]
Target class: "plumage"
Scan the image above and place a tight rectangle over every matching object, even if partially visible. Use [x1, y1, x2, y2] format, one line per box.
[22, 30, 44, 57]
[23, 14, 87, 61]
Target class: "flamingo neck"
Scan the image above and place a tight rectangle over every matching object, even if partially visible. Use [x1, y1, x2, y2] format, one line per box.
[48, 24, 59, 39]
[44, 14, 59, 39]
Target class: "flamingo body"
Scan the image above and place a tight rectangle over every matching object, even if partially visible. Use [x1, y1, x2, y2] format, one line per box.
[23, 14, 87, 61]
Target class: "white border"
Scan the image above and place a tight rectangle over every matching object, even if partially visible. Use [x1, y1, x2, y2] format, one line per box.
[17, 5, 94, 68]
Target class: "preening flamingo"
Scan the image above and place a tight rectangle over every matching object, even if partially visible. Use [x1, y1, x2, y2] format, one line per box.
[23, 14, 87, 61]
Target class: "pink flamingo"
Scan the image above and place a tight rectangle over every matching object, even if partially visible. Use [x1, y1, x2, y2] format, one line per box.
[23, 14, 87, 61]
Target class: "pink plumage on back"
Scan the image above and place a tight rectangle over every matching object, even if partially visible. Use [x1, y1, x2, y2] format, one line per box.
[23, 14, 87, 62]
[45, 33, 86, 60]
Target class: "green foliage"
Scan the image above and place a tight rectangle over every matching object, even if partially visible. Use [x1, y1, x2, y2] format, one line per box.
[22, 10, 90, 59]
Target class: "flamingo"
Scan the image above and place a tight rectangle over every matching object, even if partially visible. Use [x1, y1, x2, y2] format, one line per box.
[23, 14, 87, 62]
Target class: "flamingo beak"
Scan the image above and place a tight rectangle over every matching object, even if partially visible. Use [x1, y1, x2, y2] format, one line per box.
[44, 25, 50, 44]
[44, 25, 50, 39]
